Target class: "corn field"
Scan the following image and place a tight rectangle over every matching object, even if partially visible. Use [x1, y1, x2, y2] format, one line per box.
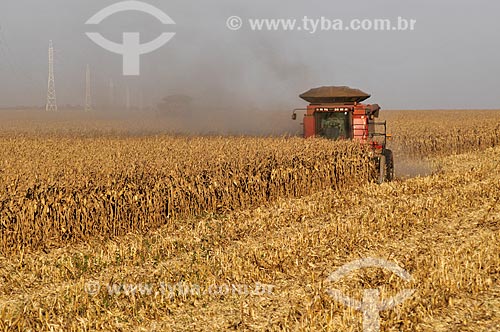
[0, 136, 373, 255]
[0, 110, 499, 331]
[383, 110, 500, 158]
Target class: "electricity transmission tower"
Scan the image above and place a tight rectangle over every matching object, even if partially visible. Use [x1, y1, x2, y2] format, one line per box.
[126, 86, 130, 110]
[109, 79, 115, 109]
[139, 90, 144, 111]
[84, 64, 93, 111]
[45, 40, 58, 111]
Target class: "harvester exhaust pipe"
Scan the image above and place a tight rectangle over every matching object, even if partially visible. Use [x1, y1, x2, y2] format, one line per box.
[292, 108, 307, 120]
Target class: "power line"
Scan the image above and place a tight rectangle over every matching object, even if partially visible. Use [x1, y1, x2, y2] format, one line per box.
[85, 64, 93, 111]
[126, 85, 130, 110]
[109, 79, 115, 109]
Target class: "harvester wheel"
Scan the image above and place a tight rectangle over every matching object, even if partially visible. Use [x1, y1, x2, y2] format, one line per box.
[384, 149, 395, 181]
[378, 155, 387, 184]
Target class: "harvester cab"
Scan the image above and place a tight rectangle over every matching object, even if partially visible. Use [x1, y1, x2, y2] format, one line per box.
[292, 86, 394, 183]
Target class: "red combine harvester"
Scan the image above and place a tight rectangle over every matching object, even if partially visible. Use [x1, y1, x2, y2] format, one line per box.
[292, 86, 394, 183]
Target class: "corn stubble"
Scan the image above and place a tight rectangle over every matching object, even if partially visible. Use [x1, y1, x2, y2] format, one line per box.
[0, 110, 499, 331]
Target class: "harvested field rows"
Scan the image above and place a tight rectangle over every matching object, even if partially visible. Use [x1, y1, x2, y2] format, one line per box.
[0, 144, 498, 331]
[0, 110, 499, 331]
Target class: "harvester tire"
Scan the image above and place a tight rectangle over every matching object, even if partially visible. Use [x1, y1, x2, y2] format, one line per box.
[384, 149, 395, 181]
[378, 155, 387, 184]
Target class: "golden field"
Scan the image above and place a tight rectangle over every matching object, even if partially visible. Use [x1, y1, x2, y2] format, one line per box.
[0, 136, 372, 255]
[383, 110, 500, 158]
[0, 110, 499, 331]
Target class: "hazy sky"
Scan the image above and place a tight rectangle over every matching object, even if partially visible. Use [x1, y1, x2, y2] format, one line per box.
[0, 0, 499, 110]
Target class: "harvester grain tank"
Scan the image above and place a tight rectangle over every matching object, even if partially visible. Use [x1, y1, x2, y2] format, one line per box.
[292, 86, 394, 183]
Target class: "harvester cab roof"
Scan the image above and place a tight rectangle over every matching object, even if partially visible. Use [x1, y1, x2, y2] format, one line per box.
[299, 86, 371, 104]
